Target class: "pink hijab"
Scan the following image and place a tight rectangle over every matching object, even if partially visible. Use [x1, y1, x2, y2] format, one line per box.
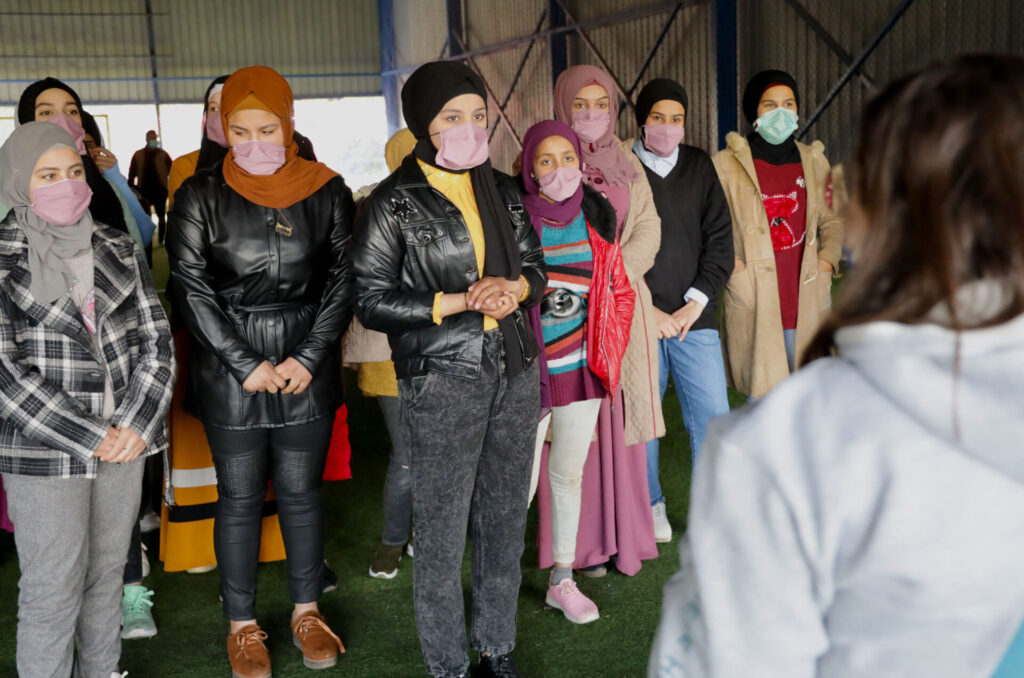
[554, 65, 641, 187]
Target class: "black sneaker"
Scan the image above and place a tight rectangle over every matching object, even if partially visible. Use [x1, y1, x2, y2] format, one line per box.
[478, 653, 523, 678]
[322, 562, 338, 594]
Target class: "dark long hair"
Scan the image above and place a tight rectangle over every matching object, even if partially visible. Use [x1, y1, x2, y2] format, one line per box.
[805, 54, 1024, 361]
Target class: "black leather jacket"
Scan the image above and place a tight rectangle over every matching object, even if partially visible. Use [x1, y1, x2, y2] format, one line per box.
[352, 155, 546, 380]
[167, 164, 354, 429]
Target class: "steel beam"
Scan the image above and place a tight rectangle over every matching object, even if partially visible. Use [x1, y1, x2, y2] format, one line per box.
[378, 0, 402, 136]
[715, 0, 737, 149]
[447, 0, 464, 57]
[549, 0, 568, 85]
[381, 1, 702, 78]
[627, 2, 684, 98]
[782, 0, 875, 89]
[144, 0, 162, 139]
[799, 0, 917, 139]
[490, 9, 548, 142]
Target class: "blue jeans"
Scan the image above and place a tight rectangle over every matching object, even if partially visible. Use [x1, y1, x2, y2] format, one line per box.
[646, 329, 730, 506]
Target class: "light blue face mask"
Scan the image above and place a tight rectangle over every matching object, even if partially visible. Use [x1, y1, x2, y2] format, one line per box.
[754, 108, 799, 145]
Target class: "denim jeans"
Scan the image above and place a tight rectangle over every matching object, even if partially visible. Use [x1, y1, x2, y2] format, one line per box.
[377, 395, 413, 547]
[204, 416, 334, 620]
[646, 329, 730, 505]
[400, 331, 539, 678]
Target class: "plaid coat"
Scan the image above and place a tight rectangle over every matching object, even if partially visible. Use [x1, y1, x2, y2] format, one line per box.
[0, 214, 174, 478]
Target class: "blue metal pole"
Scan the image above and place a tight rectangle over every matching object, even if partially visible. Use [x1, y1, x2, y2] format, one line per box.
[715, 0, 738, 150]
[447, 0, 464, 57]
[377, 0, 401, 136]
[549, 0, 568, 89]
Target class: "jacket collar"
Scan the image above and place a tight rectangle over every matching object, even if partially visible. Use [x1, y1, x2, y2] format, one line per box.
[581, 185, 618, 244]
[0, 216, 136, 349]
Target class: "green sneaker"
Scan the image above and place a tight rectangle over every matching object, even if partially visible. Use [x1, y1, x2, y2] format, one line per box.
[121, 585, 157, 639]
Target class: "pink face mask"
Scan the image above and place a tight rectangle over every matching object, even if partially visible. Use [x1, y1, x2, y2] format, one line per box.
[31, 179, 93, 226]
[643, 124, 685, 157]
[434, 121, 489, 171]
[232, 139, 287, 175]
[537, 166, 583, 202]
[47, 114, 87, 155]
[571, 109, 610, 144]
[204, 113, 227, 147]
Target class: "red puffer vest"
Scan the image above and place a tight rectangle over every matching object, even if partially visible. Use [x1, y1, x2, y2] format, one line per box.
[586, 223, 635, 396]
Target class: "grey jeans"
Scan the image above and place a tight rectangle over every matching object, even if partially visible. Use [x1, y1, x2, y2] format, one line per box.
[401, 331, 540, 678]
[4, 458, 144, 678]
[378, 395, 414, 546]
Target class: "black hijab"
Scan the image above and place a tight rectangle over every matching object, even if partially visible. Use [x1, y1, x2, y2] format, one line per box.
[17, 78, 129, 234]
[634, 78, 689, 129]
[401, 61, 526, 373]
[80, 110, 104, 147]
[742, 69, 802, 165]
[196, 75, 230, 171]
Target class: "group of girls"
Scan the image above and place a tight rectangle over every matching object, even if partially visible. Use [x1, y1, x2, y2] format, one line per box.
[7, 49, 1011, 678]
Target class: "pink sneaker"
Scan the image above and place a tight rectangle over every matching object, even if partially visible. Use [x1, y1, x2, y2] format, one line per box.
[545, 579, 600, 624]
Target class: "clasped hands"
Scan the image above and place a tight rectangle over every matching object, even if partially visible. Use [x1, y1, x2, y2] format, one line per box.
[93, 426, 146, 462]
[242, 357, 313, 395]
[465, 276, 525, 321]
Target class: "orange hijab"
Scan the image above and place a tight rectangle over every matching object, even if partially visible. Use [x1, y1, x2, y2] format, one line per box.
[220, 65, 337, 208]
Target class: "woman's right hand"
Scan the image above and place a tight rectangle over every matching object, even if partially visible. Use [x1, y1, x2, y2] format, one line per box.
[242, 361, 288, 394]
[733, 258, 747, 273]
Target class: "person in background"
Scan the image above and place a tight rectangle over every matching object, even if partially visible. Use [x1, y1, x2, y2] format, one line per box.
[342, 127, 418, 580]
[353, 61, 545, 678]
[546, 64, 661, 578]
[167, 75, 229, 211]
[520, 120, 635, 624]
[80, 111, 155, 260]
[0, 121, 174, 678]
[651, 54, 1024, 678]
[712, 70, 843, 399]
[129, 130, 172, 244]
[630, 79, 733, 542]
[15, 78, 133, 240]
[168, 65, 353, 678]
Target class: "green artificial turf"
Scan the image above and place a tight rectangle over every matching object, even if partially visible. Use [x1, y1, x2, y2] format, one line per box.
[0, 243, 747, 677]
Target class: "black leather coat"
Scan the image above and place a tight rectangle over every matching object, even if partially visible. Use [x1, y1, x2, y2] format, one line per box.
[352, 155, 546, 380]
[167, 165, 354, 429]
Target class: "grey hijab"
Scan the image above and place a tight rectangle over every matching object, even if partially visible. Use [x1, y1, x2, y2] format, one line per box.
[0, 121, 94, 304]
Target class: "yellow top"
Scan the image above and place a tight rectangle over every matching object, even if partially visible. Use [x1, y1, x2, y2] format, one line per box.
[418, 159, 497, 331]
[167, 149, 200, 210]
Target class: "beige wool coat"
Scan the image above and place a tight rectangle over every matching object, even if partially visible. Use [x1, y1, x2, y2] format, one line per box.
[616, 139, 666, 445]
[712, 132, 844, 398]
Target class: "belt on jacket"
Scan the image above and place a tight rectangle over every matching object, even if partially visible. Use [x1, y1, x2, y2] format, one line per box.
[231, 301, 311, 313]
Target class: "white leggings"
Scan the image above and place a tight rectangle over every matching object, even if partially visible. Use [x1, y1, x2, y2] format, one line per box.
[528, 398, 603, 565]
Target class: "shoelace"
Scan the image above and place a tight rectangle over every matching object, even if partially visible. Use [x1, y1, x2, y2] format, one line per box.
[556, 578, 581, 598]
[233, 628, 269, 660]
[295, 614, 346, 653]
[125, 589, 154, 614]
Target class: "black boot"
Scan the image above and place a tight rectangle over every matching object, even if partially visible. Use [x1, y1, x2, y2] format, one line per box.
[478, 653, 523, 678]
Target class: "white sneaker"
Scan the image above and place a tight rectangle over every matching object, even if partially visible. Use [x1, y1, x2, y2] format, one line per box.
[652, 501, 672, 543]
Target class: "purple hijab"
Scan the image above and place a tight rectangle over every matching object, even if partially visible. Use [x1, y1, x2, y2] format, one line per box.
[553, 65, 641, 187]
[520, 119, 585, 227]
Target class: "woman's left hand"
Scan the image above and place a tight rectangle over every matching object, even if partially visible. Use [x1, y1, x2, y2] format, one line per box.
[101, 427, 147, 463]
[817, 260, 835, 275]
[467, 276, 525, 310]
[275, 357, 314, 395]
[481, 291, 520, 321]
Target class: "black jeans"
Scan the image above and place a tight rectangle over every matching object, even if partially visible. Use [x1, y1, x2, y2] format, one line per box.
[204, 416, 334, 621]
[401, 331, 540, 678]
[378, 395, 413, 546]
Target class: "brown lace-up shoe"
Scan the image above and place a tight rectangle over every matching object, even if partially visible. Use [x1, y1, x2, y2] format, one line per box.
[227, 625, 271, 678]
[291, 611, 345, 669]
